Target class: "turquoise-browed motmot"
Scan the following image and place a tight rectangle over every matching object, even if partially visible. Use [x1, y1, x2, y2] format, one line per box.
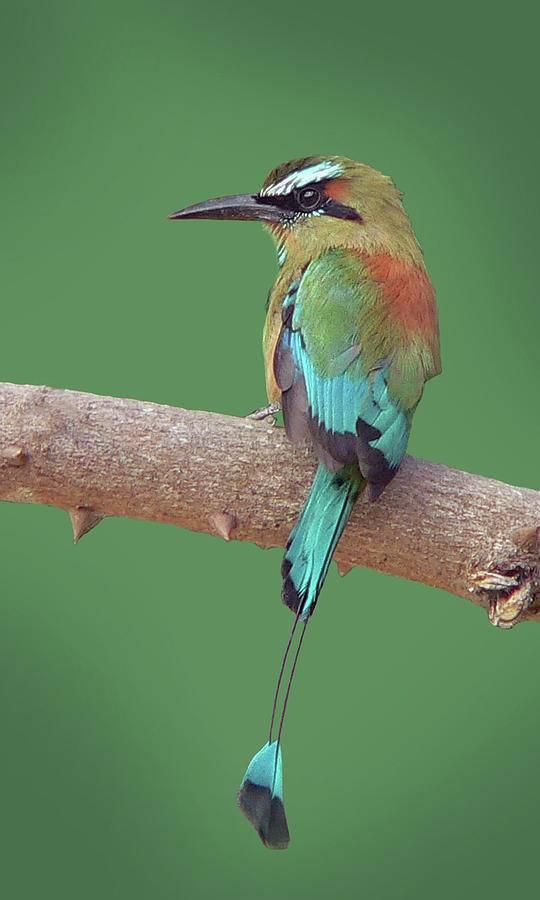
[169, 156, 441, 849]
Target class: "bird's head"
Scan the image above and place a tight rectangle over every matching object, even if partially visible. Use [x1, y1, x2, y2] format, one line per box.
[169, 156, 422, 265]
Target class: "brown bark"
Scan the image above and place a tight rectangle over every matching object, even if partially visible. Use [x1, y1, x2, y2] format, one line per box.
[0, 382, 538, 627]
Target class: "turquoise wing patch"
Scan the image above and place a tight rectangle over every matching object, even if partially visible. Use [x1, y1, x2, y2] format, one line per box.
[274, 256, 411, 490]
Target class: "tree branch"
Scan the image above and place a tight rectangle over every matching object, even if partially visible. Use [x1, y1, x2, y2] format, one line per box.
[1, 382, 538, 627]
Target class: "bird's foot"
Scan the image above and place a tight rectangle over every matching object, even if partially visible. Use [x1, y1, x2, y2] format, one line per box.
[245, 401, 281, 425]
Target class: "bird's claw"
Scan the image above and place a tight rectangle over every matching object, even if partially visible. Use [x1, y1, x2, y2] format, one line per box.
[245, 401, 282, 424]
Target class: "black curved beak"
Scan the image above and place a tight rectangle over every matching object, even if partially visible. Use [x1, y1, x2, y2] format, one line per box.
[168, 193, 283, 224]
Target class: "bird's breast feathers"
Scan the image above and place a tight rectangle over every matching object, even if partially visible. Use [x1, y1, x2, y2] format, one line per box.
[365, 253, 440, 362]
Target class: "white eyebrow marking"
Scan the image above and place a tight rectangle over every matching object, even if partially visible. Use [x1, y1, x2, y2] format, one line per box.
[261, 160, 344, 197]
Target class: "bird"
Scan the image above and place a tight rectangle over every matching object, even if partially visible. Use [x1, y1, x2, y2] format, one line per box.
[169, 155, 441, 849]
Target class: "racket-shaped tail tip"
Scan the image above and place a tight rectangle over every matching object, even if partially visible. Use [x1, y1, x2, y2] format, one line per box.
[237, 741, 290, 850]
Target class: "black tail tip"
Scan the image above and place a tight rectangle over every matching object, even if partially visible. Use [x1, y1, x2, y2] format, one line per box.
[281, 553, 292, 581]
[237, 781, 290, 850]
[283, 572, 314, 619]
[282, 552, 306, 614]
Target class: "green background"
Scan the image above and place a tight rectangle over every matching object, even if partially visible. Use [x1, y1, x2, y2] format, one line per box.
[2, 1, 539, 897]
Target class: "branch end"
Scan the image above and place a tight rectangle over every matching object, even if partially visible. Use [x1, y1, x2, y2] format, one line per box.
[487, 580, 534, 629]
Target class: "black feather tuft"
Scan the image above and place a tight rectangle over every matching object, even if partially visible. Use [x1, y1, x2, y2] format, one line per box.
[281, 569, 304, 616]
[237, 782, 290, 850]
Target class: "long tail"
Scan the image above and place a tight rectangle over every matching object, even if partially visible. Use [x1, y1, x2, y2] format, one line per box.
[237, 463, 362, 848]
[281, 462, 363, 620]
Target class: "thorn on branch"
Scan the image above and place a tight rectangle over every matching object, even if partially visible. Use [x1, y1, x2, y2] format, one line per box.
[209, 511, 237, 542]
[337, 559, 354, 577]
[1, 445, 27, 466]
[68, 506, 105, 544]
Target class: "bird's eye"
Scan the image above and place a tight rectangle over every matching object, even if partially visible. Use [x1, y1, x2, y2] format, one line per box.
[295, 186, 322, 212]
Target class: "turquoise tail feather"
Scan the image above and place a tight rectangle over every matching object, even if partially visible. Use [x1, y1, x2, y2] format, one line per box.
[282, 463, 363, 619]
[238, 464, 361, 849]
[237, 741, 289, 849]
